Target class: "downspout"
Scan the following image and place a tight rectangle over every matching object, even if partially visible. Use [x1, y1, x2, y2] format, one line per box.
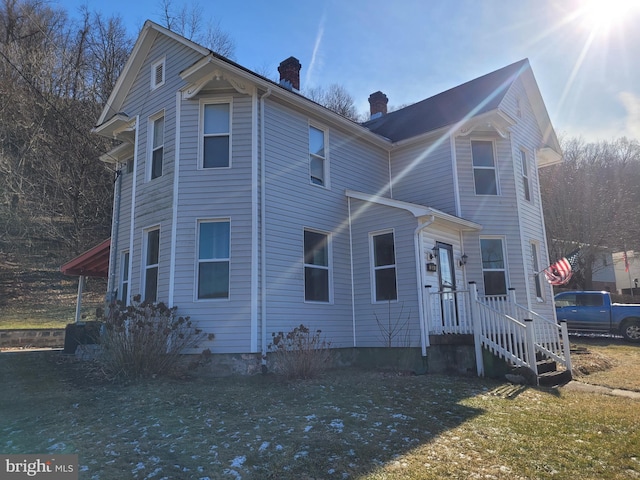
[348, 197, 356, 346]
[168, 92, 181, 307]
[260, 88, 272, 366]
[107, 168, 122, 302]
[415, 215, 435, 356]
[127, 116, 140, 304]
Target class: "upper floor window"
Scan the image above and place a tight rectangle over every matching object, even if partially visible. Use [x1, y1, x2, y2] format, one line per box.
[481, 238, 507, 295]
[472, 140, 498, 195]
[309, 125, 327, 187]
[197, 220, 230, 299]
[303, 229, 330, 302]
[521, 149, 531, 201]
[150, 114, 164, 180]
[143, 228, 160, 303]
[202, 102, 231, 168]
[371, 231, 397, 302]
[151, 58, 165, 90]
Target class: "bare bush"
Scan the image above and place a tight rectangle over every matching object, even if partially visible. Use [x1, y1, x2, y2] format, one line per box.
[268, 324, 332, 380]
[99, 296, 213, 378]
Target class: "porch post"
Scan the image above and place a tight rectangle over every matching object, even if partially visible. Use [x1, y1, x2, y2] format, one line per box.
[508, 288, 517, 319]
[524, 318, 539, 384]
[560, 320, 572, 373]
[469, 282, 484, 377]
[74, 275, 85, 324]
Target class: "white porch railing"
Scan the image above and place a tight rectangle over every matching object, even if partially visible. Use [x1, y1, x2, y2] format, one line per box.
[426, 283, 572, 382]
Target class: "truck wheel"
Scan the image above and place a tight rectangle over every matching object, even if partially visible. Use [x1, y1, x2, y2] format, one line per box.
[621, 320, 640, 343]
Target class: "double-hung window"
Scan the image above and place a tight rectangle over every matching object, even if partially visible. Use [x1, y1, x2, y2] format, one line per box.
[119, 251, 130, 304]
[309, 125, 327, 186]
[144, 229, 160, 302]
[521, 149, 531, 201]
[202, 102, 231, 168]
[197, 220, 230, 299]
[480, 238, 507, 295]
[303, 229, 330, 302]
[472, 140, 498, 195]
[150, 115, 164, 179]
[531, 242, 543, 300]
[372, 231, 397, 302]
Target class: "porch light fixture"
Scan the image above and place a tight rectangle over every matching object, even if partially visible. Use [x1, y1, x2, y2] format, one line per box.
[459, 254, 468, 267]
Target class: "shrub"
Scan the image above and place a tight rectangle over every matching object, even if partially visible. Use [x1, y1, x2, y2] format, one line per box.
[99, 296, 213, 378]
[269, 324, 332, 380]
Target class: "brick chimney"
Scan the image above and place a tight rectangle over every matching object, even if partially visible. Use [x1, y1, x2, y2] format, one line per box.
[278, 56, 302, 91]
[368, 91, 388, 119]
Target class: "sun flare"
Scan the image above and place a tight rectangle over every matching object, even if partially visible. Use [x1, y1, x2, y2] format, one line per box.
[579, 0, 639, 34]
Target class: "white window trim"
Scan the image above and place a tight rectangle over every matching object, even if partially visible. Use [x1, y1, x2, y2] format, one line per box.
[530, 241, 544, 302]
[471, 138, 499, 196]
[151, 57, 166, 90]
[142, 226, 161, 303]
[308, 123, 330, 189]
[521, 149, 532, 202]
[119, 250, 130, 304]
[195, 218, 231, 302]
[479, 236, 508, 296]
[303, 227, 333, 304]
[198, 98, 233, 170]
[148, 111, 165, 181]
[369, 229, 398, 304]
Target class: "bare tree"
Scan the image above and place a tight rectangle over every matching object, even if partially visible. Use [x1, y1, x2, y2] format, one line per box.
[158, 0, 235, 58]
[305, 84, 362, 122]
[540, 137, 640, 288]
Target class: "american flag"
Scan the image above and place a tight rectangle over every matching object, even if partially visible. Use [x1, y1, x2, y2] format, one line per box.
[544, 249, 580, 286]
[623, 251, 630, 272]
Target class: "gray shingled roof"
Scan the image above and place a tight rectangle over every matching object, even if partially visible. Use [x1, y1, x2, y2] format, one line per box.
[363, 59, 530, 142]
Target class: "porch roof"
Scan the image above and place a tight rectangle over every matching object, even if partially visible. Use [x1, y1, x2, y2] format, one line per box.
[346, 190, 482, 232]
[60, 238, 111, 278]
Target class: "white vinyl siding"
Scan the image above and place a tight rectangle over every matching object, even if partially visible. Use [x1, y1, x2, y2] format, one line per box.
[201, 101, 231, 169]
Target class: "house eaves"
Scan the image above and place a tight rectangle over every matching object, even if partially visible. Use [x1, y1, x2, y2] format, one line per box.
[179, 53, 392, 150]
[96, 21, 210, 127]
[346, 189, 481, 232]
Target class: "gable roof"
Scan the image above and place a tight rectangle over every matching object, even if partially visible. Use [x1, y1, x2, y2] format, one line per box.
[60, 238, 111, 278]
[363, 60, 530, 143]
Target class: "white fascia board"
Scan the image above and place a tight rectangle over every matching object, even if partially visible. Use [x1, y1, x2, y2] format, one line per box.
[345, 189, 481, 231]
[99, 142, 134, 164]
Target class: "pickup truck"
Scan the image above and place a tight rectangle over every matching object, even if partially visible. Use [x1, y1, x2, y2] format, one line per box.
[554, 291, 640, 342]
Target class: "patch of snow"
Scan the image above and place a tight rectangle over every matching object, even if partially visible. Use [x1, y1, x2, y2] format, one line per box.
[222, 469, 241, 479]
[258, 441, 270, 452]
[304, 425, 313, 432]
[304, 414, 317, 421]
[294, 450, 309, 459]
[47, 442, 66, 452]
[329, 419, 344, 432]
[230, 455, 246, 468]
[144, 467, 162, 479]
[391, 413, 414, 421]
[132, 462, 145, 473]
[275, 444, 283, 451]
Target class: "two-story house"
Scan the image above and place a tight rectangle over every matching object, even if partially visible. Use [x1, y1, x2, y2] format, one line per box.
[93, 21, 567, 377]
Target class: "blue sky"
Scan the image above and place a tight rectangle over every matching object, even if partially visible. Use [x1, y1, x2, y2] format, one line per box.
[57, 0, 640, 142]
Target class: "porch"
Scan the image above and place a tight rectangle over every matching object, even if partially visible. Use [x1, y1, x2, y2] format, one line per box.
[422, 282, 572, 385]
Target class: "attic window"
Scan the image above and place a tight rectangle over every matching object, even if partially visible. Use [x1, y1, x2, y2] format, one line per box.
[151, 58, 165, 90]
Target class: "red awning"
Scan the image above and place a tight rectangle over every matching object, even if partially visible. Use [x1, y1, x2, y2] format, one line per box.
[60, 238, 111, 278]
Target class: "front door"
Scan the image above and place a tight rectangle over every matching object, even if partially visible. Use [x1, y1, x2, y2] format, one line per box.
[436, 242, 458, 328]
